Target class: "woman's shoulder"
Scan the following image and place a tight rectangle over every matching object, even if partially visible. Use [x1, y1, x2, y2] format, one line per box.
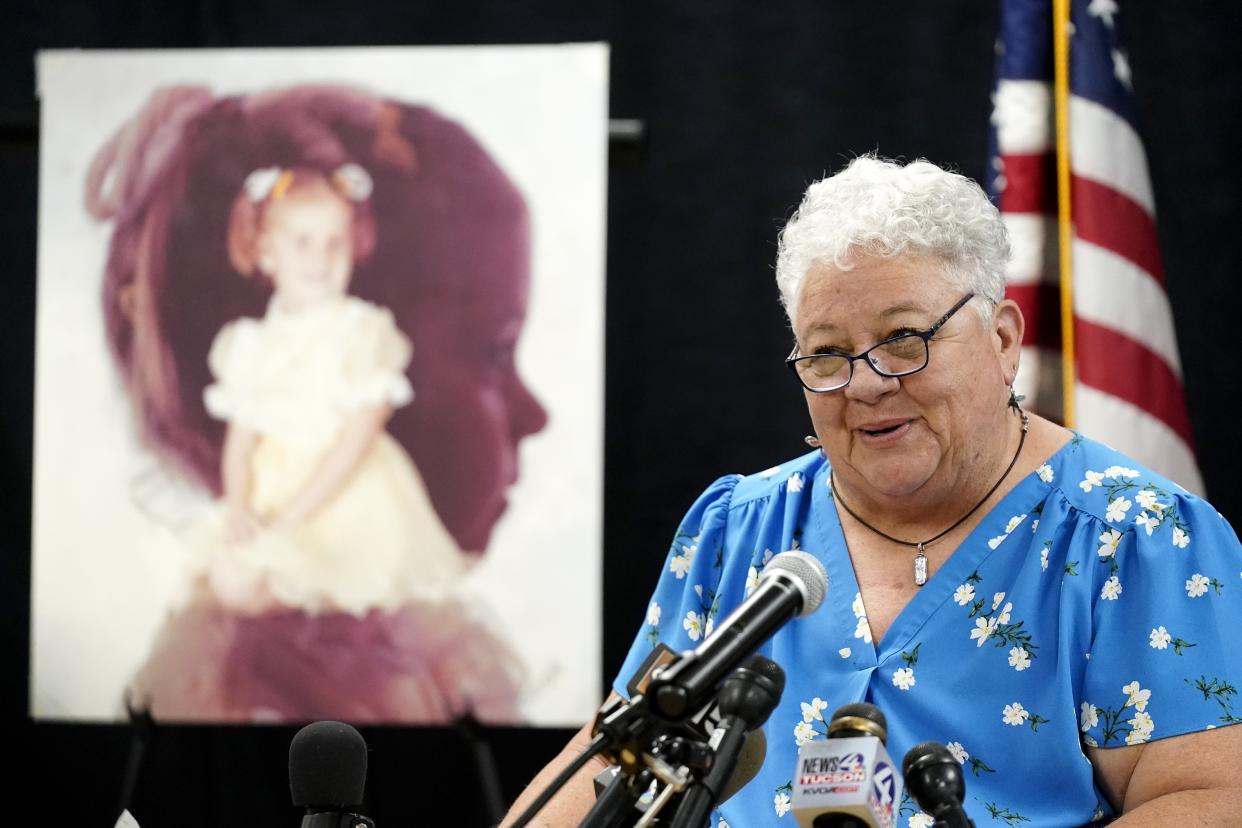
[729, 450, 827, 508]
[207, 315, 264, 373]
[340, 295, 399, 328]
[1046, 433, 1232, 550]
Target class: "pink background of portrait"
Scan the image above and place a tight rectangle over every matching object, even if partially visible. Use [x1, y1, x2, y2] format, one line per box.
[32, 45, 607, 726]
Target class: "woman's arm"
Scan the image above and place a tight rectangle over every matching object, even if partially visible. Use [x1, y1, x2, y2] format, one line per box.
[1088, 724, 1242, 823]
[267, 404, 393, 533]
[500, 693, 619, 827]
[221, 422, 262, 542]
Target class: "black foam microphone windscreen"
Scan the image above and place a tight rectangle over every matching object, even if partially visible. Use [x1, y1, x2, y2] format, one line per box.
[289, 720, 368, 810]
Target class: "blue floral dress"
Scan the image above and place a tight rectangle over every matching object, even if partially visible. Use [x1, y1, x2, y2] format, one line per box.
[613, 434, 1242, 827]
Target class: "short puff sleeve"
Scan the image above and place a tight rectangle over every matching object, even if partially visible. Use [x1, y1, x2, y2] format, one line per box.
[612, 474, 741, 696]
[203, 318, 257, 421]
[335, 303, 414, 411]
[1081, 488, 1242, 748]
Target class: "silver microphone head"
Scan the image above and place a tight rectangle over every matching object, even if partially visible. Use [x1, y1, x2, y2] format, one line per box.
[761, 550, 828, 616]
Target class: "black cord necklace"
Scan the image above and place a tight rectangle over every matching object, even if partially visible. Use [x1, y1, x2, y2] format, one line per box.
[830, 404, 1030, 587]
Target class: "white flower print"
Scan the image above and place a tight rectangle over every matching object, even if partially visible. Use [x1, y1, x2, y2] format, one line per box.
[1101, 576, 1122, 601]
[953, 583, 976, 605]
[852, 592, 872, 643]
[1122, 681, 1151, 712]
[1172, 527, 1190, 549]
[1037, 463, 1054, 483]
[996, 602, 1013, 625]
[1186, 573, 1210, 598]
[694, 584, 704, 599]
[970, 616, 998, 647]
[774, 791, 792, 817]
[1105, 497, 1132, 523]
[1125, 710, 1154, 745]
[745, 566, 760, 596]
[1104, 465, 1140, 479]
[670, 544, 696, 578]
[1031, 519, 1040, 533]
[1041, 548, 1049, 571]
[1083, 734, 1099, 747]
[1008, 646, 1032, 671]
[892, 667, 916, 690]
[987, 534, 1008, 550]
[1149, 626, 1171, 649]
[793, 720, 817, 745]
[1098, 529, 1122, 558]
[647, 602, 661, 626]
[946, 741, 969, 764]
[1080, 470, 1105, 492]
[1080, 702, 1099, 731]
[718, 819, 730, 828]
[801, 697, 828, 722]
[704, 615, 715, 638]
[761, 549, 775, 566]
[683, 610, 705, 641]
[838, 647, 852, 658]
[854, 616, 873, 644]
[1135, 489, 1165, 513]
[1005, 513, 1028, 533]
[787, 473, 805, 493]
[1003, 702, 1030, 726]
[992, 592, 1006, 611]
[909, 814, 935, 828]
[1134, 512, 1159, 536]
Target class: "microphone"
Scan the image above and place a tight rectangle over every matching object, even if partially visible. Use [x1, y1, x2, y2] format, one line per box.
[289, 721, 376, 828]
[902, 742, 975, 828]
[791, 703, 902, 828]
[647, 551, 827, 721]
[670, 655, 786, 828]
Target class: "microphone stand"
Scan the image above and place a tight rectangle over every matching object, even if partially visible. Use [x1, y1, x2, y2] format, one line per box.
[453, 709, 505, 825]
[666, 718, 747, 828]
[116, 694, 154, 821]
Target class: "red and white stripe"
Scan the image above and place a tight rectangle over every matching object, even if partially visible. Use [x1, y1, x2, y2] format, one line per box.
[994, 79, 1203, 492]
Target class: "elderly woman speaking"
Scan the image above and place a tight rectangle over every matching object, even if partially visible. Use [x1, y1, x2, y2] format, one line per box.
[505, 157, 1242, 826]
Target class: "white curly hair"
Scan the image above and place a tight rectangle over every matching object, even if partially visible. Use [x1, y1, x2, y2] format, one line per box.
[775, 155, 1011, 329]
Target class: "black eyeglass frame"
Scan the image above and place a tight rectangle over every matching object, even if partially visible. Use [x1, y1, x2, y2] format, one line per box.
[785, 292, 978, 393]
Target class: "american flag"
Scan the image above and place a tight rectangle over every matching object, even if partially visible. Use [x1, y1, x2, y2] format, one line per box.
[988, 0, 1204, 492]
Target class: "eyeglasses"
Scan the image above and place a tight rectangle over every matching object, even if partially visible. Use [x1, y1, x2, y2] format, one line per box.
[785, 293, 977, 393]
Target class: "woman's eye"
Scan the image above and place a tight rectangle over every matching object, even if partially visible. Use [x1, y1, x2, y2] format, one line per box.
[486, 342, 516, 368]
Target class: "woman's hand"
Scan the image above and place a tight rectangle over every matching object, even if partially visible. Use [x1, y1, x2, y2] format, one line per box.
[224, 503, 264, 544]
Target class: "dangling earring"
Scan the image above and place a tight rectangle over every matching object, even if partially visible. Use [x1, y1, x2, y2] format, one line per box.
[1008, 385, 1025, 412]
[804, 435, 821, 448]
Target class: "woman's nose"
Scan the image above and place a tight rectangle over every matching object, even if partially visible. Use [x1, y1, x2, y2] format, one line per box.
[843, 357, 899, 403]
[509, 376, 548, 439]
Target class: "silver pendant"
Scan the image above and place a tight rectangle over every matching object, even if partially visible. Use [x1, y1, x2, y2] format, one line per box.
[914, 544, 928, 586]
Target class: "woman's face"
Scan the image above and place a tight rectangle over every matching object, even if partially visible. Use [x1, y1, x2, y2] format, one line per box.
[258, 188, 354, 311]
[794, 254, 1022, 502]
[403, 259, 548, 552]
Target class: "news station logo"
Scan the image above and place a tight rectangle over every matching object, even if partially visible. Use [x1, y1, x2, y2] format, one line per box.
[798, 751, 868, 786]
[869, 759, 898, 824]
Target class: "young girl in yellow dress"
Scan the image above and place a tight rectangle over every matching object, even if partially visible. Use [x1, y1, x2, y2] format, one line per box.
[129, 161, 524, 722]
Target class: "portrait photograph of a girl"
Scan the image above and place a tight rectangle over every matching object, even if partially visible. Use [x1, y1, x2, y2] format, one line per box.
[31, 47, 607, 727]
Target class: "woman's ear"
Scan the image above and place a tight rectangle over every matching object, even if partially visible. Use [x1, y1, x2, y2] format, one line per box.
[992, 298, 1025, 383]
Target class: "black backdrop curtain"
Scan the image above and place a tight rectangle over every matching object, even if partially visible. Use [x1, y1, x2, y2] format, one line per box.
[4, 2, 1240, 824]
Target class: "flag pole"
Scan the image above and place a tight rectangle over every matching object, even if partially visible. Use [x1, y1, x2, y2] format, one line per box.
[1053, 0, 1076, 427]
